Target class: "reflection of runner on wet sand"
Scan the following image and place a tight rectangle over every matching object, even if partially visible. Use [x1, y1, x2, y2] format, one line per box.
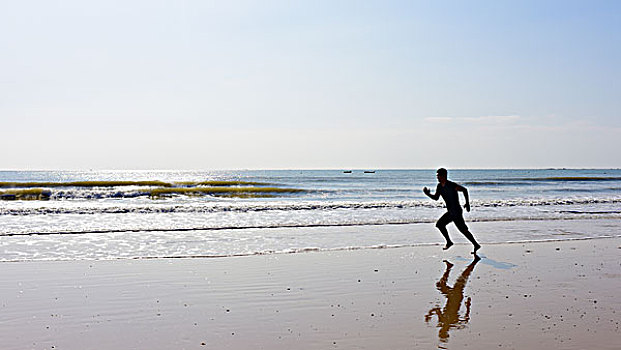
[425, 255, 480, 343]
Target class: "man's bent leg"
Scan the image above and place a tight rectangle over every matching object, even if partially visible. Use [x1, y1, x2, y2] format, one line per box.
[454, 215, 481, 254]
[436, 213, 454, 250]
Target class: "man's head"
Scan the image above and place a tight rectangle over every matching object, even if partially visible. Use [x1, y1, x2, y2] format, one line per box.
[436, 168, 448, 183]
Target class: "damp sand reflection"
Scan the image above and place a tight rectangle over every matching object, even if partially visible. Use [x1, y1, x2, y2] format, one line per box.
[425, 255, 480, 345]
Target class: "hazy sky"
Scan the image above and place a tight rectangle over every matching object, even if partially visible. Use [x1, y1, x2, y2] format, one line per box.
[2, 1, 620, 169]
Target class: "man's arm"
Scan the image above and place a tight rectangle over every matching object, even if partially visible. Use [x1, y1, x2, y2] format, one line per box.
[423, 185, 440, 201]
[456, 184, 470, 212]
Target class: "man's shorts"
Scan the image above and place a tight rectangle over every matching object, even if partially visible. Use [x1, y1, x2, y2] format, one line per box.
[436, 211, 469, 233]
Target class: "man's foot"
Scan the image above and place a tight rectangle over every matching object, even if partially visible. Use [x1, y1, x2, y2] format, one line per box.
[443, 242, 454, 250]
[471, 243, 481, 255]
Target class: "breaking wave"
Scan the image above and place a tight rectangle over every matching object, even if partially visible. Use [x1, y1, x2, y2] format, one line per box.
[2, 215, 621, 237]
[1, 197, 621, 216]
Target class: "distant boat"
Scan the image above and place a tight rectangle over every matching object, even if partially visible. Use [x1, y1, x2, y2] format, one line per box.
[364, 171, 376, 174]
[343, 170, 352, 173]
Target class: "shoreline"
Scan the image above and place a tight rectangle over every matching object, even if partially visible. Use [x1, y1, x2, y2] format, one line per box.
[0, 233, 619, 264]
[1, 218, 620, 262]
[1, 236, 619, 349]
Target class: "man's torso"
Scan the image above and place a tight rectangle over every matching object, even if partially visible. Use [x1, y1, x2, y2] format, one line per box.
[437, 181, 462, 214]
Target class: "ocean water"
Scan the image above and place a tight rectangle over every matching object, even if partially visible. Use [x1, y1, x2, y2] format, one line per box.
[1, 169, 620, 261]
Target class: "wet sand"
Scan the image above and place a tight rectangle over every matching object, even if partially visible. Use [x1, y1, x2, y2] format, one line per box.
[0, 237, 619, 349]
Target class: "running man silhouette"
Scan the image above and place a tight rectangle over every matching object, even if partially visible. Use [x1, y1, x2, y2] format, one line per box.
[423, 168, 481, 253]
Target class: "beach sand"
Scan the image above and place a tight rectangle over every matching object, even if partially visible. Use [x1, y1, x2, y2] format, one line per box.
[0, 235, 619, 349]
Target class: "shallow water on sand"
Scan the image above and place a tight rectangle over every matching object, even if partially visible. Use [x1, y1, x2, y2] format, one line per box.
[1, 169, 620, 260]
